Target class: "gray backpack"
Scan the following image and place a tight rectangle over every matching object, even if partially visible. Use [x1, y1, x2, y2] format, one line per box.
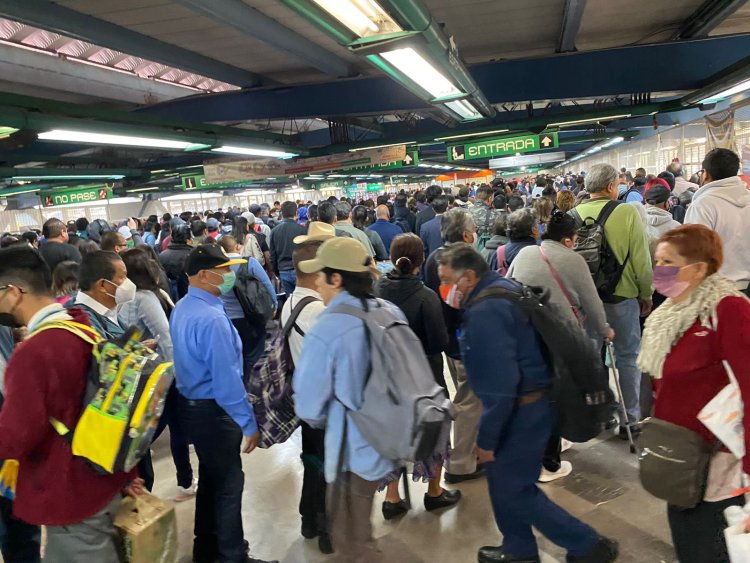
[330, 300, 454, 462]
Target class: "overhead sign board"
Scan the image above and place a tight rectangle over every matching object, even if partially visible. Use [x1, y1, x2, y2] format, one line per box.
[448, 132, 559, 161]
[181, 173, 257, 191]
[346, 150, 419, 174]
[489, 151, 567, 169]
[204, 145, 409, 183]
[40, 185, 112, 207]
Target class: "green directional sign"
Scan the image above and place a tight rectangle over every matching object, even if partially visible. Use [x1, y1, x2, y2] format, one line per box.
[181, 173, 252, 191]
[447, 132, 558, 161]
[345, 151, 419, 173]
[40, 185, 112, 207]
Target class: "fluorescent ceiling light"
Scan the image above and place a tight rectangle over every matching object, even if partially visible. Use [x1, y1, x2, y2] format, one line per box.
[698, 78, 750, 104]
[211, 146, 298, 159]
[0, 126, 18, 139]
[0, 187, 40, 197]
[9, 174, 125, 180]
[444, 99, 482, 121]
[380, 48, 461, 99]
[548, 114, 631, 127]
[37, 129, 194, 150]
[129, 187, 159, 192]
[434, 129, 509, 142]
[349, 141, 415, 152]
[312, 0, 401, 38]
[327, 174, 348, 178]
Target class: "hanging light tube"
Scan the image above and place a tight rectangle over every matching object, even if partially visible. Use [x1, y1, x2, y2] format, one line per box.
[380, 48, 462, 99]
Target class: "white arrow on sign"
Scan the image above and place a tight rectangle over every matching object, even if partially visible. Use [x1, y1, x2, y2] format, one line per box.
[541, 136, 553, 148]
[403, 154, 413, 165]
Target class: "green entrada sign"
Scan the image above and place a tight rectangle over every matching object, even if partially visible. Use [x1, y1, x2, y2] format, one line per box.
[40, 186, 112, 207]
[345, 151, 419, 173]
[448, 132, 559, 161]
[181, 173, 250, 191]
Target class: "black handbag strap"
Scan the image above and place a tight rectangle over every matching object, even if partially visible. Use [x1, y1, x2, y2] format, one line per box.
[282, 296, 320, 339]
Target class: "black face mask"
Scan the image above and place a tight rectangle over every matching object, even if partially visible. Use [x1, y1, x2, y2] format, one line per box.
[0, 313, 20, 329]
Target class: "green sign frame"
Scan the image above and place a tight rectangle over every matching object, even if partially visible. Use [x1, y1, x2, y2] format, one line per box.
[40, 185, 112, 207]
[448, 132, 558, 161]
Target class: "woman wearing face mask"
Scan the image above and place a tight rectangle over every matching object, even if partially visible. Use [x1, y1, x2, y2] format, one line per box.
[507, 211, 613, 482]
[638, 224, 750, 563]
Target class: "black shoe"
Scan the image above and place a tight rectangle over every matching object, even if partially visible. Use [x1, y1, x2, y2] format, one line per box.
[618, 424, 641, 440]
[318, 533, 334, 555]
[301, 517, 318, 539]
[444, 466, 486, 484]
[424, 489, 462, 511]
[382, 499, 409, 520]
[478, 546, 540, 563]
[566, 537, 618, 562]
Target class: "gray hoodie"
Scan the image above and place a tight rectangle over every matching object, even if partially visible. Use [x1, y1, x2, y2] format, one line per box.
[645, 205, 681, 258]
[685, 176, 750, 287]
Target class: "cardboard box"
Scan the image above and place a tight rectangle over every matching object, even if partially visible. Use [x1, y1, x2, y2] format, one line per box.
[115, 493, 177, 563]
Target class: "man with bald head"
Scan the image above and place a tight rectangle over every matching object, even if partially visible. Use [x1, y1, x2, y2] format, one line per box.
[367, 204, 404, 256]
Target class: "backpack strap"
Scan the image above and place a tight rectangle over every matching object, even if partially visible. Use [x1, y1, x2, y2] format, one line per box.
[496, 245, 508, 273]
[31, 320, 102, 346]
[596, 200, 621, 227]
[282, 296, 320, 339]
[538, 246, 583, 324]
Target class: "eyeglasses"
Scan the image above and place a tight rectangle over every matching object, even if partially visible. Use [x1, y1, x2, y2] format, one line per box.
[0, 284, 26, 294]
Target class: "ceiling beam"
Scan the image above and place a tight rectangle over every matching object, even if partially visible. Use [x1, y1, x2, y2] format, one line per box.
[173, 0, 354, 78]
[672, 0, 748, 39]
[0, 0, 264, 87]
[140, 33, 750, 122]
[557, 0, 588, 53]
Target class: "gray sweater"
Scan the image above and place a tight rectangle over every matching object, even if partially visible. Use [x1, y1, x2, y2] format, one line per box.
[506, 240, 609, 340]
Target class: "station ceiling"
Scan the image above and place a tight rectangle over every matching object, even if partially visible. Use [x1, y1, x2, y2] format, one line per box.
[0, 0, 747, 195]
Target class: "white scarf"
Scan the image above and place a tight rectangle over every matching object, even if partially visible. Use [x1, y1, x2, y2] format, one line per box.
[637, 274, 744, 379]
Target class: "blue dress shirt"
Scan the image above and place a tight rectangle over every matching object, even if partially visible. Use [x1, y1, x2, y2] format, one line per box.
[170, 286, 257, 436]
[367, 219, 404, 255]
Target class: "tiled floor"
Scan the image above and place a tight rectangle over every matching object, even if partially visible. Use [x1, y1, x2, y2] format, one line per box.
[151, 425, 677, 563]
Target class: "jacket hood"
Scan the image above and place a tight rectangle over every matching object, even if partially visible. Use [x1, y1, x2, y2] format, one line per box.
[484, 235, 509, 251]
[377, 273, 423, 305]
[645, 205, 675, 227]
[692, 176, 750, 208]
[394, 207, 411, 219]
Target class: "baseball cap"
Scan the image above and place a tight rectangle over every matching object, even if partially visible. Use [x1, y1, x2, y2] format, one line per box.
[117, 225, 133, 240]
[241, 211, 256, 224]
[645, 185, 672, 205]
[298, 237, 371, 274]
[293, 221, 336, 244]
[206, 217, 221, 231]
[185, 244, 246, 276]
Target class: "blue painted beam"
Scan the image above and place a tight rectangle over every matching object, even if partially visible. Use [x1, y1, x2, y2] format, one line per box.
[0, 0, 263, 87]
[141, 34, 750, 121]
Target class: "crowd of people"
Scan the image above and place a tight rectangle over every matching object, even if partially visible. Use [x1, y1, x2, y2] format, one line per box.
[0, 147, 747, 562]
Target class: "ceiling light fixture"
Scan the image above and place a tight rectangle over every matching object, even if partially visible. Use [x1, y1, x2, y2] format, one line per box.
[349, 141, 415, 152]
[38, 129, 195, 150]
[129, 187, 159, 192]
[312, 0, 401, 38]
[444, 99, 483, 121]
[434, 129, 510, 142]
[9, 174, 126, 180]
[698, 78, 750, 104]
[380, 48, 461, 99]
[211, 146, 298, 159]
[547, 114, 632, 127]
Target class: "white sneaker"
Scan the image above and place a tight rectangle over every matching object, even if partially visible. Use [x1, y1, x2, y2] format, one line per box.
[175, 478, 198, 502]
[538, 461, 573, 483]
[561, 439, 573, 453]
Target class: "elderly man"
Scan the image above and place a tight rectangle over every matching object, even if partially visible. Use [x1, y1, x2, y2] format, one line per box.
[437, 243, 618, 563]
[573, 163, 652, 438]
[333, 201, 375, 256]
[367, 205, 403, 255]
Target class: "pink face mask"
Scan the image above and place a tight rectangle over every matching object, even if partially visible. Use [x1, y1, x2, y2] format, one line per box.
[653, 265, 690, 298]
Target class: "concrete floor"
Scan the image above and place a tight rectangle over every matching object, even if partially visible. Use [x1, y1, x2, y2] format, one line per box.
[151, 418, 677, 563]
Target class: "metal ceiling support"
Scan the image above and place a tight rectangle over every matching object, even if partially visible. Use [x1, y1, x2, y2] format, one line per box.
[681, 53, 750, 105]
[141, 33, 750, 122]
[0, 167, 148, 179]
[557, 0, 588, 53]
[173, 0, 354, 78]
[0, 0, 264, 87]
[672, 0, 747, 39]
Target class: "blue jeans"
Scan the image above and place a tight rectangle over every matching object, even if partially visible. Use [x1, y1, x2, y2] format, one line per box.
[279, 269, 297, 296]
[604, 299, 642, 424]
[486, 400, 599, 558]
[179, 397, 246, 563]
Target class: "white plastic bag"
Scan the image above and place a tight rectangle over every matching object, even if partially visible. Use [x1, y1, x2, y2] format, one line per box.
[725, 522, 750, 562]
[698, 360, 745, 459]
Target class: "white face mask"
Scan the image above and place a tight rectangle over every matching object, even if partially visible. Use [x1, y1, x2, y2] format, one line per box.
[105, 277, 137, 305]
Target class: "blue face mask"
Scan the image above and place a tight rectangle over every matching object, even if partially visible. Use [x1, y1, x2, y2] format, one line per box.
[618, 184, 628, 195]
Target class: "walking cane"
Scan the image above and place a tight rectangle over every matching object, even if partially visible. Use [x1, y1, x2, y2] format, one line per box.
[606, 340, 637, 454]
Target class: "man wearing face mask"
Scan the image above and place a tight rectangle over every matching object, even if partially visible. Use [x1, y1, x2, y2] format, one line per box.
[423, 208, 485, 484]
[170, 244, 274, 563]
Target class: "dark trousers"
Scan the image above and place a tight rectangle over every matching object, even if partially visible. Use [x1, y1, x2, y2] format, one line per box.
[137, 383, 193, 491]
[0, 497, 40, 563]
[542, 431, 561, 473]
[486, 400, 599, 558]
[327, 472, 381, 563]
[179, 397, 246, 563]
[299, 422, 328, 533]
[231, 317, 266, 387]
[668, 495, 744, 563]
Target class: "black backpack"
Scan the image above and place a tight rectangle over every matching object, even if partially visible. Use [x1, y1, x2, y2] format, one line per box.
[233, 262, 275, 323]
[395, 218, 411, 234]
[471, 283, 614, 442]
[571, 201, 628, 303]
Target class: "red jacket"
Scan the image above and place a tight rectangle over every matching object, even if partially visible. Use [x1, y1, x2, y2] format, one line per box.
[654, 296, 750, 474]
[0, 308, 133, 525]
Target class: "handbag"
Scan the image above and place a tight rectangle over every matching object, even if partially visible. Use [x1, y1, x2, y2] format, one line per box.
[538, 246, 583, 324]
[638, 417, 716, 509]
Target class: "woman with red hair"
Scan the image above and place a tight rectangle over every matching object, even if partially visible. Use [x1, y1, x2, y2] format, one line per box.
[638, 224, 750, 562]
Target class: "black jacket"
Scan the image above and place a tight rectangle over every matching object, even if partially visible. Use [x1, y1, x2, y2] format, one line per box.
[269, 219, 306, 274]
[394, 206, 416, 234]
[482, 235, 510, 270]
[424, 247, 462, 360]
[158, 243, 192, 299]
[375, 272, 449, 386]
[414, 206, 436, 237]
